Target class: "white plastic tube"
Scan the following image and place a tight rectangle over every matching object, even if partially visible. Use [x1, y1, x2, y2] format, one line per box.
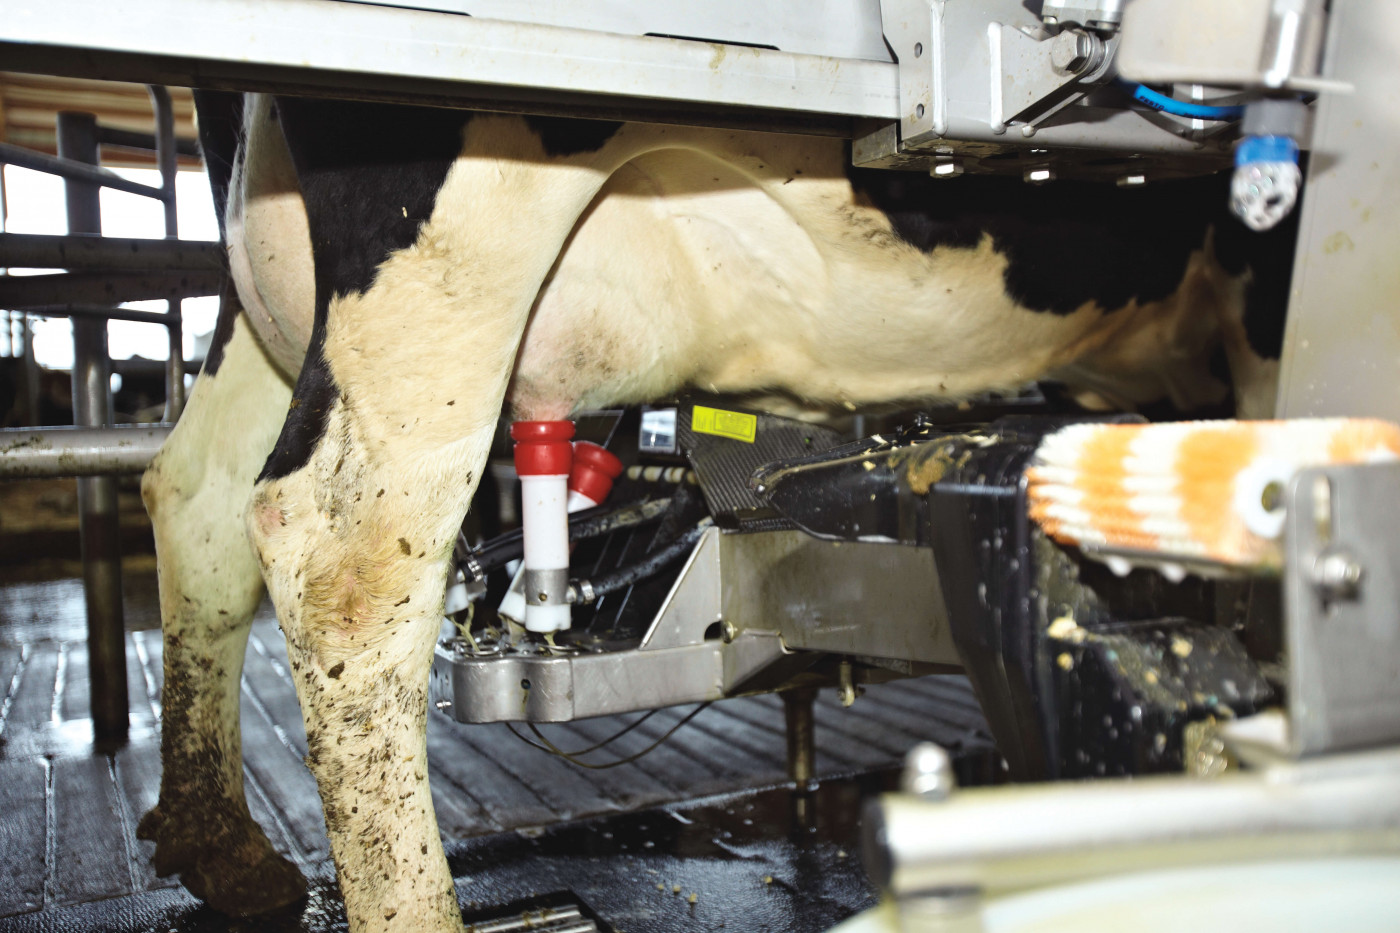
[510, 420, 576, 633]
[518, 472, 572, 632]
[500, 440, 623, 630]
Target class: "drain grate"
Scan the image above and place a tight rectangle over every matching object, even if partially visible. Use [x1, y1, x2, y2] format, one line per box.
[463, 894, 608, 933]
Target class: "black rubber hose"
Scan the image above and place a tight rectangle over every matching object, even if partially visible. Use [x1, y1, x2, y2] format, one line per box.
[463, 497, 672, 582]
[571, 517, 714, 604]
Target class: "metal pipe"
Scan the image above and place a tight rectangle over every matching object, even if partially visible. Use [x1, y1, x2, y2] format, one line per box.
[782, 687, 818, 791]
[0, 425, 172, 477]
[0, 269, 224, 308]
[24, 304, 183, 327]
[57, 110, 129, 746]
[0, 233, 224, 272]
[0, 141, 169, 201]
[96, 125, 201, 158]
[149, 86, 185, 422]
[867, 746, 1400, 898]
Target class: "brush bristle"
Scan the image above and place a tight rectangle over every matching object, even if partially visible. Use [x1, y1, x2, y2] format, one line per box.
[1027, 419, 1400, 568]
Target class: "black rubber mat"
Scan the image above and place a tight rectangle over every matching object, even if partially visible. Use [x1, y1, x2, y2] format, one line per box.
[0, 568, 994, 931]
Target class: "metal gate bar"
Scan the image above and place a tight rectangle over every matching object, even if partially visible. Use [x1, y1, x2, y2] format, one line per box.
[56, 108, 130, 744]
[0, 89, 207, 744]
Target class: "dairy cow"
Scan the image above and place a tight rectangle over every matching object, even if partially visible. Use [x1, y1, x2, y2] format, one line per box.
[136, 91, 1289, 931]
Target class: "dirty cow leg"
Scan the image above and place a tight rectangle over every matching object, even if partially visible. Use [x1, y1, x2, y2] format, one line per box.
[246, 110, 635, 933]
[138, 310, 304, 914]
[251, 451, 468, 931]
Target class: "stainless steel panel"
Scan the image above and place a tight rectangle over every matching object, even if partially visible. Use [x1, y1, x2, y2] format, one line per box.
[346, 0, 894, 63]
[722, 532, 959, 667]
[639, 525, 722, 652]
[0, 0, 900, 121]
[1275, 0, 1400, 421]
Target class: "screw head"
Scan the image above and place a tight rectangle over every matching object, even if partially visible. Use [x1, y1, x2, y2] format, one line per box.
[1313, 549, 1364, 600]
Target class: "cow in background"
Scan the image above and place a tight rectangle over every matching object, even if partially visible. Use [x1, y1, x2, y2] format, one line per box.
[136, 91, 1292, 931]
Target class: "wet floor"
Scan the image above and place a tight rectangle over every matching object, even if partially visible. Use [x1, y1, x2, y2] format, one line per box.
[0, 563, 996, 932]
[1, 778, 893, 933]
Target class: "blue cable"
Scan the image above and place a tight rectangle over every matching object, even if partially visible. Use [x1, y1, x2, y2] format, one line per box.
[1129, 83, 1245, 121]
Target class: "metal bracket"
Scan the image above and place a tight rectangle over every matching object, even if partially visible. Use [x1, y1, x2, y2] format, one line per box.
[1284, 463, 1400, 756]
[431, 528, 960, 723]
[880, 0, 949, 143]
[880, 0, 1119, 144]
[862, 0, 1221, 178]
[991, 23, 1117, 135]
[639, 524, 722, 651]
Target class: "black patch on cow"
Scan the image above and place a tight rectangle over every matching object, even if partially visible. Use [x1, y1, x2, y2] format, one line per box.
[275, 97, 468, 297]
[257, 97, 467, 482]
[202, 281, 240, 377]
[191, 90, 244, 240]
[847, 165, 1226, 315]
[523, 115, 622, 157]
[190, 91, 247, 378]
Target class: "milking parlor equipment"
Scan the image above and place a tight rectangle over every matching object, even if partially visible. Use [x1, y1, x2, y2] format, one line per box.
[4, 1, 1400, 927]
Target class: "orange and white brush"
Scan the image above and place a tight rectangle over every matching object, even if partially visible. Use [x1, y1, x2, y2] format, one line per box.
[1027, 418, 1400, 571]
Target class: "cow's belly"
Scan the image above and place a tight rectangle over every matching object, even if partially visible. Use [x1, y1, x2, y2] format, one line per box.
[227, 108, 1231, 420]
[514, 148, 1216, 418]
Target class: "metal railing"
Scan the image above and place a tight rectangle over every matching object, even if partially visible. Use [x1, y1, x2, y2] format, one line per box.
[0, 87, 223, 744]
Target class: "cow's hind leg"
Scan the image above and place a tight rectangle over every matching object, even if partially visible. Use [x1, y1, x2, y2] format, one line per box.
[137, 310, 304, 914]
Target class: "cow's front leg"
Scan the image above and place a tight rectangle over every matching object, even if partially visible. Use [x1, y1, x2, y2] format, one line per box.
[248, 377, 509, 931]
[246, 106, 639, 932]
[248, 433, 470, 931]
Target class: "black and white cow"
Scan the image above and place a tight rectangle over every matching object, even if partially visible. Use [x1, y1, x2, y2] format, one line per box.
[136, 91, 1290, 931]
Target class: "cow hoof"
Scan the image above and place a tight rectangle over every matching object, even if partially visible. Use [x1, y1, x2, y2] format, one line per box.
[138, 804, 308, 916]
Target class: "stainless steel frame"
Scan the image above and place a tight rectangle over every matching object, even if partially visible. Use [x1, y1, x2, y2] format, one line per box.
[430, 528, 960, 723]
[0, 0, 898, 134]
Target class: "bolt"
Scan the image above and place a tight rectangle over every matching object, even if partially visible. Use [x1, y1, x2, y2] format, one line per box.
[1050, 28, 1103, 75]
[721, 620, 738, 643]
[1313, 549, 1364, 600]
[901, 742, 956, 800]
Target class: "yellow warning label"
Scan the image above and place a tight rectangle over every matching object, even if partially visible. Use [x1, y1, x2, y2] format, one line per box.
[692, 405, 757, 443]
